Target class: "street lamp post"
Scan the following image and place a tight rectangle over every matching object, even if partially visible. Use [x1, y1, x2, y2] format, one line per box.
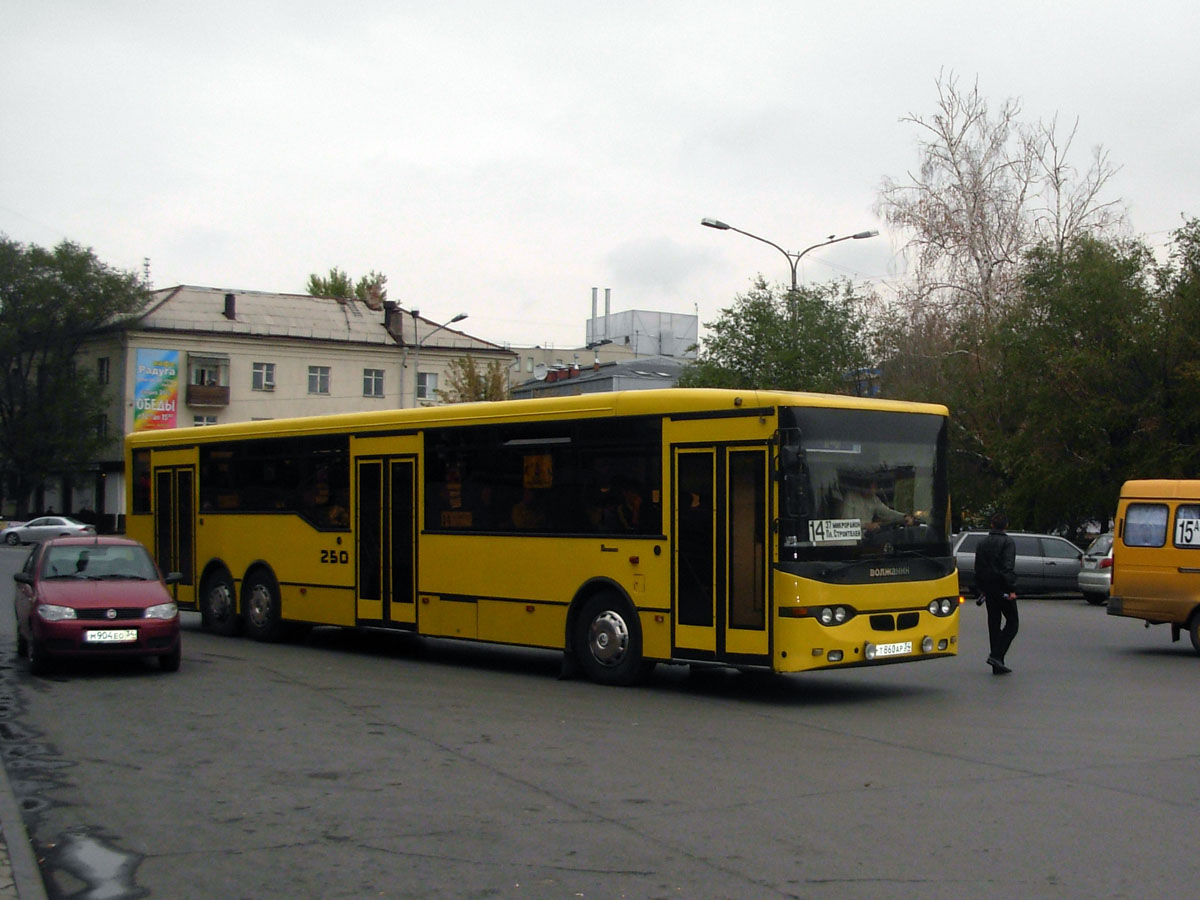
[410, 310, 468, 407]
[700, 217, 878, 291]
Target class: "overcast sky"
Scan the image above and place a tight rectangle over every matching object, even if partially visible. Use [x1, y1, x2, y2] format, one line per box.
[3, 1, 1197, 349]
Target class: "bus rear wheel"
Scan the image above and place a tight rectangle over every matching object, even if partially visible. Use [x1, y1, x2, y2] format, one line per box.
[1188, 610, 1200, 655]
[243, 570, 285, 642]
[201, 570, 240, 636]
[574, 593, 652, 686]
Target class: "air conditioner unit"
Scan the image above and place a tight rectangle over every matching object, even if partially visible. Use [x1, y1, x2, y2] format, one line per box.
[262, 379, 275, 391]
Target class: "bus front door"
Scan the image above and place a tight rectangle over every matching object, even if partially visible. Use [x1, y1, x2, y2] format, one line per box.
[672, 444, 770, 665]
[153, 460, 196, 608]
[355, 456, 417, 627]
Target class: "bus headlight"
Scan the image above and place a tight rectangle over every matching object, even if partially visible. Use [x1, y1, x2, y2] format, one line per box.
[927, 596, 959, 617]
[818, 606, 851, 626]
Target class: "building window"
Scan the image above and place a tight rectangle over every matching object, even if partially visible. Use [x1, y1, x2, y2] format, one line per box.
[526, 357, 534, 373]
[416, 372, 437, 401]
[97, 357, 110, 385]
[191, 357, 227, 386]
[363, 368, 384, 398]
[194, 415, 217, 427]
[308, 366, 330, 395]
[252, 362, 276, 391]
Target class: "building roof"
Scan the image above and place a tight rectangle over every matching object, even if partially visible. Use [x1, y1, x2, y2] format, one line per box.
[128, 285, 504, 353]
[510, 355, 689, 398]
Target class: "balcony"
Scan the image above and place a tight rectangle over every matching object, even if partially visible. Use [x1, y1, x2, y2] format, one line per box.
[186, 383, 230, 407]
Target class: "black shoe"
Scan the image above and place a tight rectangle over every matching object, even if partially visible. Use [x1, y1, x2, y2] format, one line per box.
[987, 656, 1012, 674]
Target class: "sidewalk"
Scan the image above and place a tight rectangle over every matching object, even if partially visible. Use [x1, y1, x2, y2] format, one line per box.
[0, 753, 48, 900]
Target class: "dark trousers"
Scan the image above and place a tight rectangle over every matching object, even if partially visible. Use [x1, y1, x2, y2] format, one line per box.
[984, 592, 1019, 662]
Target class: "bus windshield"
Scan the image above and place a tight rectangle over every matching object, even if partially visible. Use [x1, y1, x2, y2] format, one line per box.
[777, 406, 950, 578]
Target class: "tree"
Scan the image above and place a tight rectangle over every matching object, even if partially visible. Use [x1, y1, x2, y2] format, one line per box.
[678, 276, 873, 394]
[0, 237, 148, 515]
[307, 268, 388, 309]
[873, 72, 1128, 531]
[998, 235, 1156, 535]
[435, 354, 510, 403]
[877, 71, 1124, 322]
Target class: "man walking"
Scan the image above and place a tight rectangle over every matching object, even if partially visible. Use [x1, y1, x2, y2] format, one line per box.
[974, 512, 1018, 674]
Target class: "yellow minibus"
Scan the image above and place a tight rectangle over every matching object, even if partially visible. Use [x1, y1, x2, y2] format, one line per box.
[1108, 479, 1200, 653]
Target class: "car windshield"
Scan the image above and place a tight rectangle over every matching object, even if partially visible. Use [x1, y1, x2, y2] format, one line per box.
[1086, 534, 1113, 555]
[41, 545, 159, 580]
[776, 406, 952, 582]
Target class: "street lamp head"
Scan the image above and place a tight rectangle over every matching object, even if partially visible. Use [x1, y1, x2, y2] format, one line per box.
[449, 313, 468, 324]
[700, 217, 730, 230]
[852, 230, 880, 240]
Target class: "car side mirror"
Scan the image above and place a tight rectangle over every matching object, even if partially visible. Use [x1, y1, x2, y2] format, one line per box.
[13, 572, 32, 585]
[165, 572, 183, 585]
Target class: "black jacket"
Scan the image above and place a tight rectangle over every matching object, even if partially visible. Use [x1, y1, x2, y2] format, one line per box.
[974, 530, 1017, 592]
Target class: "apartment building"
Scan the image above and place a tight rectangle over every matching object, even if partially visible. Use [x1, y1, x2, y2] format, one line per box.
[61, 285, 511, 530]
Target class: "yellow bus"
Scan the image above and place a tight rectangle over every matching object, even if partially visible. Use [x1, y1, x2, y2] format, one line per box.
[125, 388, 960, 684]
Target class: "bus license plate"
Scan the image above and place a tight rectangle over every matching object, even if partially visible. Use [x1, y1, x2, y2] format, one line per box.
[874, 641, 912, 657]
[85, 629, 137, 644]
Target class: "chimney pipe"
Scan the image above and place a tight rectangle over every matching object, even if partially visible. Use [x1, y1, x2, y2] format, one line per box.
[604, 288, 611, 339]
[223, 293, 236, 320]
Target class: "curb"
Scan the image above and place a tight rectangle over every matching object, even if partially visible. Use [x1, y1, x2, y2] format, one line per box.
[0, 725, 47, 900]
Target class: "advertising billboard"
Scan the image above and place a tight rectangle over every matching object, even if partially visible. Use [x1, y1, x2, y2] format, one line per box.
[133, 349, 179, 431]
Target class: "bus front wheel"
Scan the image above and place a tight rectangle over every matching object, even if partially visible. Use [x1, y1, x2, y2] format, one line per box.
[201, 570, 240, 637]
[573, 593, 652, 686]
[243, 570, 285, 643]
[1188, 610, 1200, 655]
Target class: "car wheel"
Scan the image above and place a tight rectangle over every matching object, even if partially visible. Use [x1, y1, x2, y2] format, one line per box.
[15, 623, 27, 658]
[200, 570, 241, 636]
[5, 533, 19, 545]
[1083, 592, 1106, 606]
[27, 636, 50, 677]
[572, 592, 653, 686]
[243, 569, 285, 642]
[1189, 610, 1200, 656]
[159, 643, 182, 672]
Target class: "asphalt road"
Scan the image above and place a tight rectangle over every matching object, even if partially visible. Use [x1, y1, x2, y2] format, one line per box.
[1, 544, 1198, 900]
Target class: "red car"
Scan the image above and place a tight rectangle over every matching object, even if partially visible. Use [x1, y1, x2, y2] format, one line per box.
[13, 536, 182, 675]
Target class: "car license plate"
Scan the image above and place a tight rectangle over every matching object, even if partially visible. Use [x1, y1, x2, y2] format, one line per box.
[85, 629, 137, 644]
[874, 641, 912, 657]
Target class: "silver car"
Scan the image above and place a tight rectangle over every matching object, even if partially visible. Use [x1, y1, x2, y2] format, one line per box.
[954, 531, 1084, 595]
[1077, 532, 1113, 605]
[0, 516, 96, 545]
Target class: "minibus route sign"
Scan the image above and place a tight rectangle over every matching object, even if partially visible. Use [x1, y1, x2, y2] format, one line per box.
[1174, 512, 1200, 547]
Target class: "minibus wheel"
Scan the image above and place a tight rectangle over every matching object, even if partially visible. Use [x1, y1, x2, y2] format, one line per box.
[573, 593, 652, 686]
[1189, 610, 1200, 655]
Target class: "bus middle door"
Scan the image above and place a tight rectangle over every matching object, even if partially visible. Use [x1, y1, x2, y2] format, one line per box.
[355, 454, 417, 627]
